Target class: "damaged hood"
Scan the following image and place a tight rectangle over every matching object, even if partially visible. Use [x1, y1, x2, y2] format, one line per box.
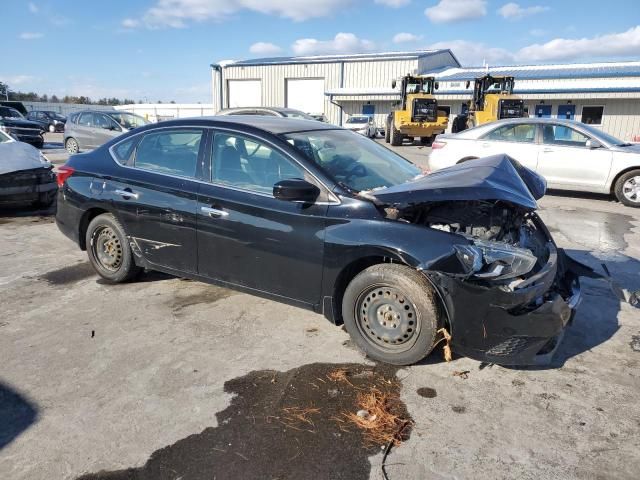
[0, 140, 51, 175]
[370, 154, 546, 210]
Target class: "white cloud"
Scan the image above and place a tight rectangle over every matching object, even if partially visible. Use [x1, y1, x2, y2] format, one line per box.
[0, 75, 37, 86]
[28, 2, 39, 13]
[291, 33, 375, 55]
[427, 39, 514, 65]
[134, 0, 351, 28]
[529, 28, 547, 37]
[19, 32, 44, 40]
[518, 25, 640, 62]
[498, 2, 549, 20]
[249, 42, 282, 55]
[374, 0, 410, 7]
[425, 0, 486, 24]
[122, 18, 140, 28]
[393, 32, 422, 43]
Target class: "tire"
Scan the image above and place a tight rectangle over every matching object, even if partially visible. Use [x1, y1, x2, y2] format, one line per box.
[390, 124, 403, 146]
[48, 124, 55, 133]
[420, 136, 434, 145]
[65, 137, 79, 154]
[614, 169, 640, 207]
[384, 123, 391, 143]
[86, 213, 142, 283]
[341, 264, 441, 365]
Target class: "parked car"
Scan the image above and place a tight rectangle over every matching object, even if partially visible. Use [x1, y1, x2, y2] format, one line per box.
[64, 110, 149, 154]
[0, 129, 57, 207]
[26, 110, 67, 133]
[344, 115, 377, 138]
[217, 107, 317, 121]
[0, 106, 45, 148]
[429, 118, 640, 207]
[55, 116, 598, 366]
[309, 113, 329, 122]
[0, 101, 28, 115]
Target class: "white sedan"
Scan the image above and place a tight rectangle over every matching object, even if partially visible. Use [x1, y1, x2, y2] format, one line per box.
[343, 115, 378, 138]
[429, 118, 640, 207]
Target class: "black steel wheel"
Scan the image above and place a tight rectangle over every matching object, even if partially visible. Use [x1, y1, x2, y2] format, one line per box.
[342, 264, 440, 365]
[86, 213, 141, 283]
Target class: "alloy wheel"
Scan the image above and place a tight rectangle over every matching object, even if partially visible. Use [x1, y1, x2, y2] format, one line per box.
[622, 176, 640, 203]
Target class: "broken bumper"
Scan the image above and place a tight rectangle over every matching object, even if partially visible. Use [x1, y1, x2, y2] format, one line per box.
[428, 246, 582, 366]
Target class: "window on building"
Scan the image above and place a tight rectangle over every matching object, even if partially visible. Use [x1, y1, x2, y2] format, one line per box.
[581, 106, 604, 125]
[134, 129, 202, 178]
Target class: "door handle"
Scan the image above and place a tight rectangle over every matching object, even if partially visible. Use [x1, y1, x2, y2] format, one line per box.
[114, 188, 139, 199]
[543, 148, 554, 153]
[201, 206, 229, 218]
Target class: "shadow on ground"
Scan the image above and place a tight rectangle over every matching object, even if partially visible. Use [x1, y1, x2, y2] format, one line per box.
[76, 363, 410, 480]
[0, 381, 38, 450]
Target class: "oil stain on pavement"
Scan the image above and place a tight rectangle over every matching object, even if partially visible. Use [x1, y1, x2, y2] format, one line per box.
[76, 363, 411, 480]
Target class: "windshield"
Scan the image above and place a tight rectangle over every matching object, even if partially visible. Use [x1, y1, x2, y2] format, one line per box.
[283, 129, 422, 192]
[282, 110, 315, 120]
[109, 112, 148, 129]
[577, 123, 628, 146]
[0, 107, 24, 119]
[48, 112, 66, 120]
[346, 117, 369, 124]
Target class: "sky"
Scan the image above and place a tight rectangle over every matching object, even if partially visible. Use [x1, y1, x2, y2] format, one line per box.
[2, 0, 640, 103]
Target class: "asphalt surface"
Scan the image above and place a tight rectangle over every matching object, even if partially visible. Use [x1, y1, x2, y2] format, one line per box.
[1, 134, 639, 479]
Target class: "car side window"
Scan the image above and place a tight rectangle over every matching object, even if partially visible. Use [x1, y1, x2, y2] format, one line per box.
[112, 137, 139, 166]
[211, 132, 307, 195]
[95, 114, 117, 130]
[78, 113, 94, 127]
[541, 125, 590, 148]
[485, 124, 536, 143]
[134, 129, 203, 178]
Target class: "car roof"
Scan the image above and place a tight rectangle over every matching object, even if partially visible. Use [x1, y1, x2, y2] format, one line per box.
[145, 115, 338, 135]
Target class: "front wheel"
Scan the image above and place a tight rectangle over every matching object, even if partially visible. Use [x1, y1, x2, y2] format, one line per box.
[342, 264, 441, 365]
[384, 123, 390, 143]
[390, 124, 403, 146]
[86, 213, 142, 283]
[65, 137, 79, 154]
[614, 169, 640, 207]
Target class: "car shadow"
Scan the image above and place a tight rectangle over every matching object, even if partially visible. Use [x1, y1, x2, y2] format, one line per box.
[0, 381, 39, 450]
[0, 204, 56, 222]
[545, 188, 617, 205]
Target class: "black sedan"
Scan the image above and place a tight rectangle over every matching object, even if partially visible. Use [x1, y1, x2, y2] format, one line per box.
[0, 106, 45, 148]
[55, 116, 591, 366]
[26, 110, 67, 133]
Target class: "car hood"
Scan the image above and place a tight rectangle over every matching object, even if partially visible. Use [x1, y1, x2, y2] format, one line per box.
[369, 154, 546, 210]
[0, 117, 43, 129]
[345, 124, 367, 130]
[0, 141, 51, 175]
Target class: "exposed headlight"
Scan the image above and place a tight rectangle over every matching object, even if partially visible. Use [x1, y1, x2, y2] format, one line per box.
[455, 239, 537, 280]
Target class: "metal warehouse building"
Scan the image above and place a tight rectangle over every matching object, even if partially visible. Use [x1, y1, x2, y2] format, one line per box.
[210, 50, 460, 129]
[210, 51, 640, 142]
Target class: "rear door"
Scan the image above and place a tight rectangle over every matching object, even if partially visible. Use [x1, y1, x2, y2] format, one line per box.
[478, 122, 540, 170]
[536, 123, 613, 190]
[196, 130, 328, 305]
[103, 128, 205, 273]
[75, 113, 96, 149]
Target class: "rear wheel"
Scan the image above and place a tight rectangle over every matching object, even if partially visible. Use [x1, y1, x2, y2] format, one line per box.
[65, 137, 79, 154]
[34, 189, 56, 208]
[614, 169, 640, 207]
[86, 213, 142, 283]
[384, 123, 391, 143]
[342, 264, 440, 365]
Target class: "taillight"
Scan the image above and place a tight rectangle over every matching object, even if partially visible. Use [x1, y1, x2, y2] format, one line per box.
[56, 165, 75, 187]
[431, 141, 447, 150]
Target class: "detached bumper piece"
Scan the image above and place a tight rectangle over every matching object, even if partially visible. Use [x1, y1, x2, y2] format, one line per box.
[0, 168, 57, 205]
[430, 246, 583, 366]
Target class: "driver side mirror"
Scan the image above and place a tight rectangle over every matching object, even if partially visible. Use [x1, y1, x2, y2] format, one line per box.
[586, 139, 602, 149]
[273, 178, 320, 203]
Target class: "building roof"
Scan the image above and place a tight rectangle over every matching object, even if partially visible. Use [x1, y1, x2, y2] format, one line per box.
[213, 50, 453, 67]
[429, 61, 640, 80]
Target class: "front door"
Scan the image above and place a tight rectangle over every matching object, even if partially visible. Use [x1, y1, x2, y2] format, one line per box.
[101, 128, 205, 273]
[537, 123, 613, 190]
[197, 130, 327, 305]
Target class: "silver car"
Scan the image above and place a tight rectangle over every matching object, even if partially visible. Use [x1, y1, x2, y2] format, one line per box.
[429, 118, 640, 207]
[64, 110, 148, 154]
[344, 115, 377, 138]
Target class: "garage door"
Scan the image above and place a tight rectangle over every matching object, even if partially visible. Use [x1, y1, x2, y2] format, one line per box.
[228, 80, 261, 108]
[286, 79, 325, 114]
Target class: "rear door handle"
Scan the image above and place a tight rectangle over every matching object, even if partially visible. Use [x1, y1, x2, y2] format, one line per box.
[201, 206, 229, 218]
[114, 188, 139, 199]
